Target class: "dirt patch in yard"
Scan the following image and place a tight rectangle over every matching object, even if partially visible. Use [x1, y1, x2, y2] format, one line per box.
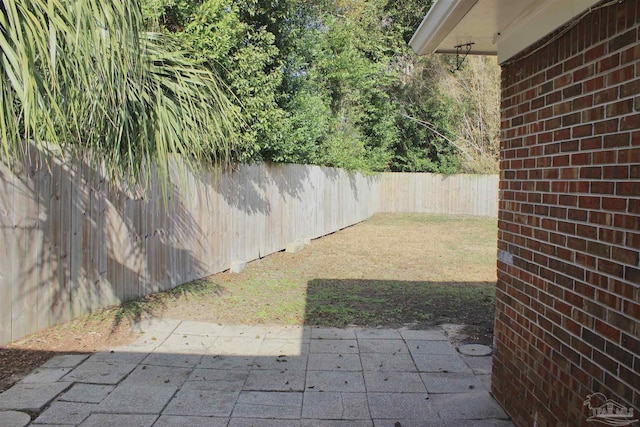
[1, 213, 497, 392]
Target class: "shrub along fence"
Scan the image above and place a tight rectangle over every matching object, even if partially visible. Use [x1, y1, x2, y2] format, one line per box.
[0, 154, 497, 345]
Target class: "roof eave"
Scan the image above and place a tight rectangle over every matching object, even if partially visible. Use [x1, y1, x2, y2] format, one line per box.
[410, 0, 603, 63]
[409, 0, 479, 56]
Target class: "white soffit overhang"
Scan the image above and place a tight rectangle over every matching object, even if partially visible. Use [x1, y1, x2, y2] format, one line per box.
[409, 0, 602, 63]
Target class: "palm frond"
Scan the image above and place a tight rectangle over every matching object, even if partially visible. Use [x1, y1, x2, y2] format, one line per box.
[0, 0, 240, 183]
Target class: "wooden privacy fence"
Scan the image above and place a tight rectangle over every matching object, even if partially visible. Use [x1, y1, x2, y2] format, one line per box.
[0, 154, 497, 345]
[380, 172, 498, 216]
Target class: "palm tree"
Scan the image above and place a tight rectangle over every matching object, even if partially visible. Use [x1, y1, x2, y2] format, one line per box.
[0, 0, 240, 182]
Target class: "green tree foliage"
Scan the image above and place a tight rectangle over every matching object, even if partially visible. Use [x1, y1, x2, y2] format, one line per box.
[280, 1, 400, 170]
[299, 0, 498, 173]
[140, 0, 500, 174]
[390, 56, 461, 173]
[389, 53, 500, 174]
[19, 0, 497, 176]
[0, 0, 240, 181]
[143, 0, 291, 161]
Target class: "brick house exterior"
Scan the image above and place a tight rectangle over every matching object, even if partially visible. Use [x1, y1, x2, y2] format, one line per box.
[411, 0, 639, 425]
[494, 1, 639, 425]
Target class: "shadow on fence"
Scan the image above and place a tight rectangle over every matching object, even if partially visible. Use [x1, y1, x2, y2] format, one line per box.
[0, 150, 206, 345]
[0, 148, 388, 345]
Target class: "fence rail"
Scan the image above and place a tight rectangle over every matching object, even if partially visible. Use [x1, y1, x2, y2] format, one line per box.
[0, 154, 496, 345]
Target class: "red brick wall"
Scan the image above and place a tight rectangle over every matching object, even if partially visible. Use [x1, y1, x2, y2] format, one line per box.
[493, 0, 639, 425]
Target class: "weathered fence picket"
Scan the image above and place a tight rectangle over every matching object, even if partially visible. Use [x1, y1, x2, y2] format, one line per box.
[379, 172, 498, 216]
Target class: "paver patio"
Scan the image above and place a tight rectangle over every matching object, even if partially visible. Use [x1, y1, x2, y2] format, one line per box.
[0, 319, 514, 426]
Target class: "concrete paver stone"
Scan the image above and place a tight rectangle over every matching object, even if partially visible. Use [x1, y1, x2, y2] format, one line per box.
[0, 323, 514, 427]
[309, 339, 358, 354]
[358, 339, 409, 354]
[398, 329, 448, 341]
[173, 321, 226, 337]
[367, 392, 437, 419]
[60, 360, 137, 384]
[311, 327, 357, 340]
[251, 353, 309, 371]
[406, 340, 460, 355]
[141, 352, 202, 368]
[96, 384, 176, 414]
[444, 420, 515, 427]
[364, 371, 427, 393]
[40, 354, 89, 369]
[88, 350, 148, 364]
[264, 326, 311, 340]
[412, 353, 472, 373]
[244, 369, 306, 391]
[79, 413, 158, 427]
[257, 338, 307, 356]
[0, 382, 70, 411]
[33, 401, 95, 425]
[29, 425, 74, 427]
[198, 354, 255, 370]
[232, 391, 303, 419]
[0, 410, 30, 427]
[478, 373, 493, 391]
[155, 334, 217, 354]
[153, 415, 228, 427]
[130, 329, 173, 344]
[120, 364, 192, 388]
[306, 370, 366, 392]
[208, 336, 263, 356]
[219, 325, 270, 338]
[430, 392, 509, 420]
[302, 420, 373, 427]
[307, 352, 362, 371]
[421, 372, 484, 394]
[184, 368, 248, 391]
[461, 354, 493, 375]
[302, 391, 370, 420]
[373, 419, 445, 427]
[110, 340, 162, 354]
[355, 329, 402, 340]
[360, 352, 417, 372]
[20, 367, 73, 384]
[229, 418, 301, 427]
[57, 384, 115, 403]
[162, 389, 238, 417]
